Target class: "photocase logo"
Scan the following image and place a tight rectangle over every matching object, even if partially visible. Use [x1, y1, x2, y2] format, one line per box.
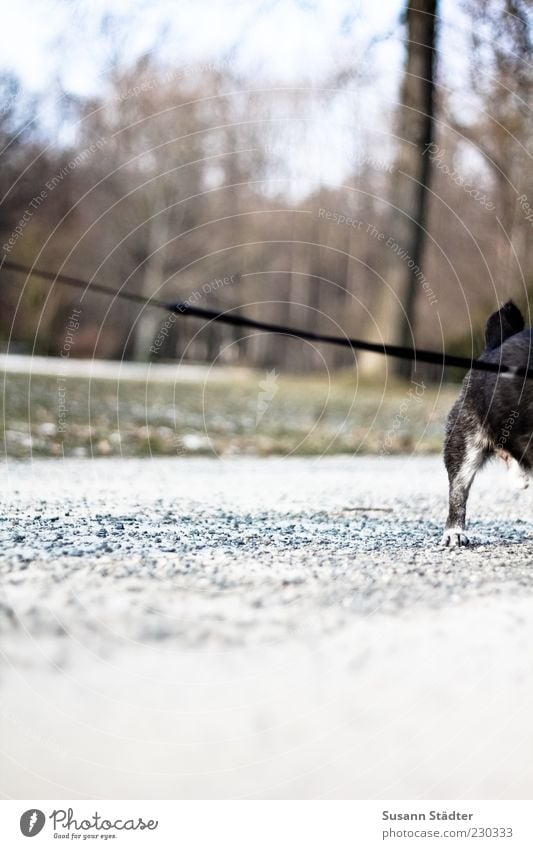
[20, 809, 46, 837]
[256, 369, 279, 424]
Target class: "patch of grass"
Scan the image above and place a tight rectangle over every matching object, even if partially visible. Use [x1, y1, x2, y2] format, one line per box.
[1, 369, 455, 458]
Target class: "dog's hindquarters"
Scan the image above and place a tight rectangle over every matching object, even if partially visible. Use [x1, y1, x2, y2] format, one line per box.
[442, 302, 531, 547]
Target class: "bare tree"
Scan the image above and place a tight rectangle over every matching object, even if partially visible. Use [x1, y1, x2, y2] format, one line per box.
[362, 0, 438, 377]
[449, 0, 533, 286]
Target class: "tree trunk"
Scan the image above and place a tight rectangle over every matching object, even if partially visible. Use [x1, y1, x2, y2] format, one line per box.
[132, 197, 169, 361]
[132, 259, 166, 361]
[361, 0, 438, 378]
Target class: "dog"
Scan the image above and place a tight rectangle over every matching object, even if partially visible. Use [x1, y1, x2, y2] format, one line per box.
[442, 300, 532, 547]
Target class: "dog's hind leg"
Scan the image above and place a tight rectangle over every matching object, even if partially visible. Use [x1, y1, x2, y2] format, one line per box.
[442, 424, 488, 547]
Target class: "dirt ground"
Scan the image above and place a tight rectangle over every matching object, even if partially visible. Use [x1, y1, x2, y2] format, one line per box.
[1, 455, 533, 799]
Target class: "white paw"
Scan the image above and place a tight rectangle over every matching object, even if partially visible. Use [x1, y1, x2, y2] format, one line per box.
[441, 528, 469, 548]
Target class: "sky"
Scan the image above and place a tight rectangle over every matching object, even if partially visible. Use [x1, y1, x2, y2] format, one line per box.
[3, 0, 405, 96]
[1, 0, 480, 195]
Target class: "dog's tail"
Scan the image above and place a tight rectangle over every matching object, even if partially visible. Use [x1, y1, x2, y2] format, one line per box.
[484, 300, 525, 350]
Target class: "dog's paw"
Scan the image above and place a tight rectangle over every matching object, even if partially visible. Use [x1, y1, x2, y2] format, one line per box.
[441, 528, 469, 548]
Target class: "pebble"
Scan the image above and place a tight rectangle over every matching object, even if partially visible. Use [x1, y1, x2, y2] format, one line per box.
[1, 457, 532, 651]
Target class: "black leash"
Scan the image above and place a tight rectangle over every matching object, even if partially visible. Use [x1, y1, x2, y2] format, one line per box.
[4, 258, 532, 379]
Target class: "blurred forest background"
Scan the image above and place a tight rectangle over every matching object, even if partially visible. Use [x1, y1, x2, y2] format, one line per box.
[1, 0, 532, 377]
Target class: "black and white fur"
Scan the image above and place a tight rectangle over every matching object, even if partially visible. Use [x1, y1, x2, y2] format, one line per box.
[442, 300, 533, 547]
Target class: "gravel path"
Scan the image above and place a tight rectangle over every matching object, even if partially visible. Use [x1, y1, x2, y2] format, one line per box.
[1, 456, 533, 799]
